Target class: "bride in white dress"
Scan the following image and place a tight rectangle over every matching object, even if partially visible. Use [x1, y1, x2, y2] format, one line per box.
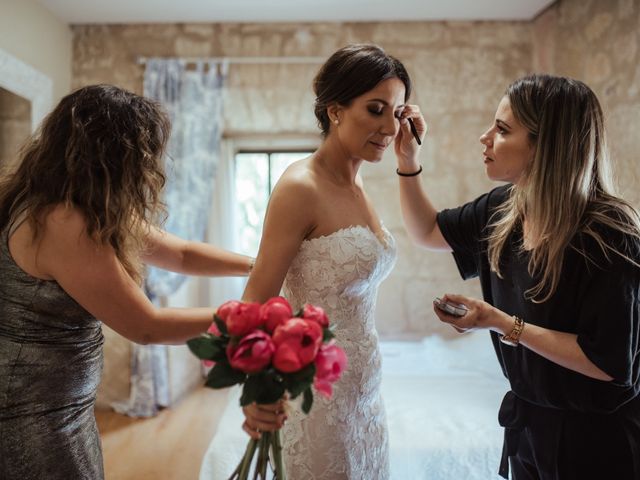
[200, 44, 426, 479]
[280, 224, 396, 479]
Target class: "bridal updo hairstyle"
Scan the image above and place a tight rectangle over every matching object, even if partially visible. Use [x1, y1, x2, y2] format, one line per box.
[313, 44, 412, 137]
[0, 84, 170, 283]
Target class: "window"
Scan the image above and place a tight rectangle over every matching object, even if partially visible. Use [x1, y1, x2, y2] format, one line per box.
[235, 151, 313, 255]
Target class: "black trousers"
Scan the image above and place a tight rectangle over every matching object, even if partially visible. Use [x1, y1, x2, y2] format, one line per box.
[499, 392, 640, 480]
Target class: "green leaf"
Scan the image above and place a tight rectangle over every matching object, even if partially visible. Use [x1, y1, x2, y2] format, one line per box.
[209, 337, 229, 362]
[213, 315, 228, 335]
[240, 371, 285, 406]
[186, 334, 222, 360]
[284, 363, 316, 384]
[322, 327, 335, 342]
[205, 361, 246, 389]
[282, 363, 316, 399]
[302, 387, 314, 414]
[239, 375, 260, 406]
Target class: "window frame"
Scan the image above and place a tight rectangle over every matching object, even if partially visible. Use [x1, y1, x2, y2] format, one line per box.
[227, 135, 319, 255]
[235, 148, 314, 193]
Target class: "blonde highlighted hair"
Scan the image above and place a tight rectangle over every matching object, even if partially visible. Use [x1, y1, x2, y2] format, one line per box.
[0, 84, 170, 283]
[487, 74, 640, 302]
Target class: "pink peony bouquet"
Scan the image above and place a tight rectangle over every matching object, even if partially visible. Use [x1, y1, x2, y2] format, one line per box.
[187, 297, 347, 480]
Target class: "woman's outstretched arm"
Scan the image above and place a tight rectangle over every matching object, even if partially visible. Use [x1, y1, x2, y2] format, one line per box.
[434, 294, 614, 381]
[142, 226, 253, 277]
[36, 206, 214, 344]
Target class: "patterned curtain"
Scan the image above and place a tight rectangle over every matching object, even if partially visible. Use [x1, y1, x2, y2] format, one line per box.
[113, 58, 228, 417]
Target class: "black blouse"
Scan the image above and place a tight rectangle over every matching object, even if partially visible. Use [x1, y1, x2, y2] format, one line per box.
[437, 184, 640, 413]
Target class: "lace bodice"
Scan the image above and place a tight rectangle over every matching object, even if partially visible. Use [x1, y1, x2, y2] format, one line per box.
[283, 225, 396, 333]
[281, 225, 396, 480]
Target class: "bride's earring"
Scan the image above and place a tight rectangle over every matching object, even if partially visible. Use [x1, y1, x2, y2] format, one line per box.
[334, 119, 339, 125]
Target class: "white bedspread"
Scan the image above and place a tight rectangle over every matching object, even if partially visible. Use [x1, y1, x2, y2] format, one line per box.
[200, 333, 508, 480]
[381, 334, 508, 480]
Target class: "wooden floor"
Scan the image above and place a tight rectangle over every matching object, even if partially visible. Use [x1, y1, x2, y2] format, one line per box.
[96, 387, 230, 480]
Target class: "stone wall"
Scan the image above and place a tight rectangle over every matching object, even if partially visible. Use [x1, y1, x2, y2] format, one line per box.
[0, 88, 31, 170]
[535, 0, 640, 206]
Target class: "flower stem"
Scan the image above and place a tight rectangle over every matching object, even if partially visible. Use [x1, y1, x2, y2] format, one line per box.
[251, 432, 272, 479]
[228, 461, 241, 480]
[271, 431, 287, 480]
[235, 437, 258, 480]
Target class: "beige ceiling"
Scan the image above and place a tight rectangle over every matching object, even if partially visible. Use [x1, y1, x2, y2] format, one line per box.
[36, 0, 556, 24]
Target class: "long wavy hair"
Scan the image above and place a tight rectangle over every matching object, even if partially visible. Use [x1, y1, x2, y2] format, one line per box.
[487, 74, 640, 302]
[0, 84, 170, 283]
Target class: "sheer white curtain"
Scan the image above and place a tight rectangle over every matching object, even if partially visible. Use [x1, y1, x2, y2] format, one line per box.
[204, 140, 246, 308]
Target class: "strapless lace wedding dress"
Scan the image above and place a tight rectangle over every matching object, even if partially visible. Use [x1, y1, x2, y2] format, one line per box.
[199, 225, 396, 480]
[280, 225, 396, 479]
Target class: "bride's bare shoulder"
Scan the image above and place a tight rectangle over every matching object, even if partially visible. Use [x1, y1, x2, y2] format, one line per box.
[271, 157, 320, 201]
[265, 158, 319, 234]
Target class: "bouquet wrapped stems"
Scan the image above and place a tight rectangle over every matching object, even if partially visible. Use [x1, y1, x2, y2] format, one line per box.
[229, 431, 286, 480]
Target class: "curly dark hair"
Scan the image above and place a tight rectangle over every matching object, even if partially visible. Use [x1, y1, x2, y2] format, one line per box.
[0, 84, 171, 282]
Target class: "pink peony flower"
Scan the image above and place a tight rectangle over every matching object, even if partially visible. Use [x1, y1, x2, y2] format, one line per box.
[272, 318, 323, 373]
[201, 322, 222, 368]
[207, 321, 221, 336]
[226, 302, 263, 336]
[260, 297, 294, 332]
[216, 300, 241, 323]
[313, 342, 348, 398]
[302, 304, 329, 328]
[226, 330, 275, 374]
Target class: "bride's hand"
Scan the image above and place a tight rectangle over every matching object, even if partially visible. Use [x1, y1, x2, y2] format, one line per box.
[394, 104, 426, 169]
[242, 400, 288, 439]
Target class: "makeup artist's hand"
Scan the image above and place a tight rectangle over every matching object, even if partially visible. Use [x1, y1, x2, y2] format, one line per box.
[432, 293, 512, 334]
[395, 104, 426, 170]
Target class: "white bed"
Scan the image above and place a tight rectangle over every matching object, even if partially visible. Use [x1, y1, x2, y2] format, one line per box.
[200, 333, 508, 480]
[381, 334, 508, 480]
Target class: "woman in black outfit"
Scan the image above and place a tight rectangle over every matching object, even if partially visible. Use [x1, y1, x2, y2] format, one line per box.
[394, 74, 640, 479]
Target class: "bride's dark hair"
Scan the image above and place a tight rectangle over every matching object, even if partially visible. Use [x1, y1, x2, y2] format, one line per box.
[313, 44, 412, 137]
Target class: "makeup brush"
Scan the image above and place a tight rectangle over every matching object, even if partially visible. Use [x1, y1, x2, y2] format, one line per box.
[407, 117, 422, 145]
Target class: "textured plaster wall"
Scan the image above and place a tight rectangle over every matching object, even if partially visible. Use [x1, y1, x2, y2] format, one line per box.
[535, 0, 640, 207]
[0, 89, 30, 169]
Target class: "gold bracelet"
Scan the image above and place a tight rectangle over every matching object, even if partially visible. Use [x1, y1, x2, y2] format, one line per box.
[499, 315, 525, 347]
